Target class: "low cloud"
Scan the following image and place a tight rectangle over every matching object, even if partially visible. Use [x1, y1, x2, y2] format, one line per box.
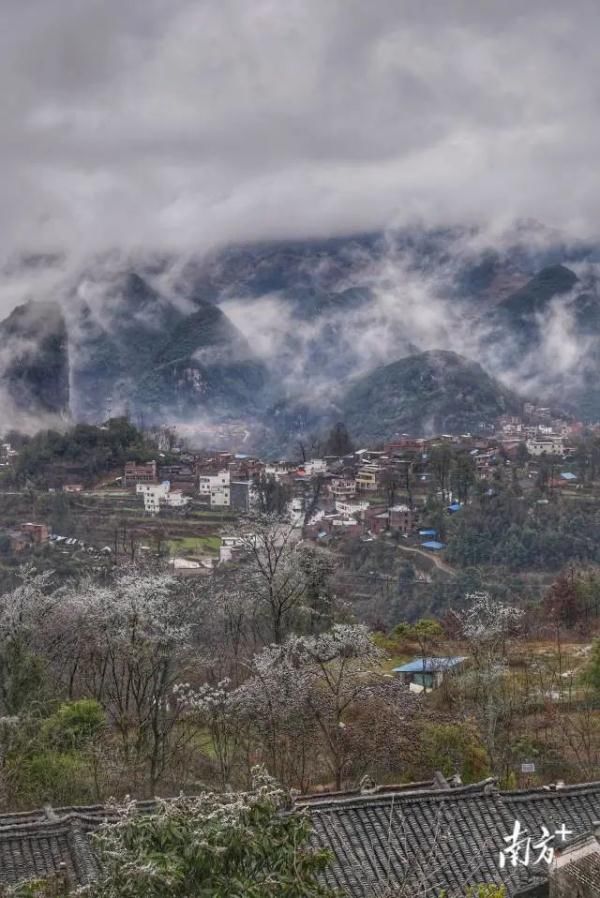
[1, 1, 600, 437]
[1, 1, 600, 259]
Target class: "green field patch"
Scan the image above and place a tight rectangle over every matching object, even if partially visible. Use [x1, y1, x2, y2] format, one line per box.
[167, 535, 221, 557]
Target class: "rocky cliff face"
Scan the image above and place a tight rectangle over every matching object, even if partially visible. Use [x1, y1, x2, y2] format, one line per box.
[0, 300, 69, 418]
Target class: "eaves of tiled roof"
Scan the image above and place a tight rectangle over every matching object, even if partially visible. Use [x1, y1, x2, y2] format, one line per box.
[0, 800, 159, 887]
[3, 782, 600, 896]
[297, 779, 600, 898]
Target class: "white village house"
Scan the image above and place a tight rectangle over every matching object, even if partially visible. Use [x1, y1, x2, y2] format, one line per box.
[137, 482, 190, 515]
[198, 470, 231, 507]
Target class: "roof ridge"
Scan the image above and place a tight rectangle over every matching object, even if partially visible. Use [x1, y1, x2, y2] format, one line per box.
[295, 777, 498, 809]
[501, 780, 600, 798]
[0, 817, 76, 837]
[0, 797, 162, 828]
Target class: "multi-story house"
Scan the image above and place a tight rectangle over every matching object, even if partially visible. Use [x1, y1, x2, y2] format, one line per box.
[355, 464, 381, 491]
[526, 437, 565, 457]
[199, 470, 231, 506]
[137, 482, 170, 514]
[329, 476, 356, 500]
[334, 498, 370, 516]
[137, 482, 191, 514]
[123, 460, 158, 487]
[300, 459, 328, 476]
[389, 504, 420, 535]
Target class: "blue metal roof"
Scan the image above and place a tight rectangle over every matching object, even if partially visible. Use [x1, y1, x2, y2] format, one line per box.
[560, 472, 577, 480]
[419, 528, 437, 537]
[421, 540, 445, 550]
[393, 656, 468, 673]
[447, 503, 462, 512]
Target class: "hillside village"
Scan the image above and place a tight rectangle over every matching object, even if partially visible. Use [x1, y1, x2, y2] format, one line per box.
[0, 404, 592, 579]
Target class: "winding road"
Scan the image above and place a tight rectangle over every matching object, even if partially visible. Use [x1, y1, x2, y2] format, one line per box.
[397, 543, 457, 577]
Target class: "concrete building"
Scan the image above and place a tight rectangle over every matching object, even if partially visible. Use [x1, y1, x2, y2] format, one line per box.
[526, 437, 565, 457]
[219, 535, 245, 563]
[158, 464, 196, 494]
[334, 499, 370, 516]
[210, 484, 230, 507]
[264, 462, 295, 481]
[329, 477, 356, 500]
[137, 482, 170, 514]
[300, 459, 328, 476]
[136, 482, 191, 515]
[389, 504, 420, 535]
[9, 522, 50, 552]
[20, 522, 49, 543]
[199, 470, 231, 506]
[355, 465, 381, 491]
[165, 490, 189, 508]
[230, 480, 256, 512]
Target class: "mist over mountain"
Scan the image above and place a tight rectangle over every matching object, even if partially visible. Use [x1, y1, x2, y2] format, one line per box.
[0, 223, 599, 450]
[67, 270, 268, 424]
[2, 1, 600, 449]
[0, 299, 68, 426]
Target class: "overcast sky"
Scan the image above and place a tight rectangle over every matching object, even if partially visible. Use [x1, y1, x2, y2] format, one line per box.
[3, 0, 600, 256]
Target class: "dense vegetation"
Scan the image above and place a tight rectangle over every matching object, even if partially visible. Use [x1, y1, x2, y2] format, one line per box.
[446, 484, 600, 571]
[9, 418, 157, 487]
[341, 350, 522, 442]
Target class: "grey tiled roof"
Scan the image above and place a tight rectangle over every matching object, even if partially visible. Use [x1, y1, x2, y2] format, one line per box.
[299, 780, 600, 897]
[0, 801, 158, 887]
[1, 783, 600, 894]
[0, 817, 99, 886]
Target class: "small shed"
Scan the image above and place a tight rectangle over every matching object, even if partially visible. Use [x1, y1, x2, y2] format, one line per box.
[421, 540, 445, 551]
[419, 528, 437, 538]
[560, 472, 577, 482]
[392, 656, 468, 691]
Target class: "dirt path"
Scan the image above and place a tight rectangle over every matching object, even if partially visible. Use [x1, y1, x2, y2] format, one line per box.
[397, 543, 457, 577]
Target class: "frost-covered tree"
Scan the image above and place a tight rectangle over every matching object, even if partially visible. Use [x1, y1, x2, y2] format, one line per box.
[241, 624, 383, 790]
[173, 679, 245, 790]
[50, 568, 204, 793]
[177, 624, 385, 792]
[0, 565, 56, 715]
[456, 592, 524, 767]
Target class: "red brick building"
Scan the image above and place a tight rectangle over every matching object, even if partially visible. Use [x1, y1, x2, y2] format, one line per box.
[123, 460, 158, 487]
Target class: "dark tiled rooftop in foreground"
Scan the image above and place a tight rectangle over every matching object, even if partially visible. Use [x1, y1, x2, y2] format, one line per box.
[2, 781, 600, 895]
[297, 779, 600, 897]
[0, 801, 158, 887]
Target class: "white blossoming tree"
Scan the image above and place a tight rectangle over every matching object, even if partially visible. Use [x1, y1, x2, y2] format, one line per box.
[181, 624, 384, 792]
[46, 567, 205, 793]
[0, 565, 56, 716]
[456, 592, 524, 767]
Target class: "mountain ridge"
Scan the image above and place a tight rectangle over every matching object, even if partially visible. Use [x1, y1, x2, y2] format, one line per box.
[340, 349, 524, 442]
[1, 228, 599, 447]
